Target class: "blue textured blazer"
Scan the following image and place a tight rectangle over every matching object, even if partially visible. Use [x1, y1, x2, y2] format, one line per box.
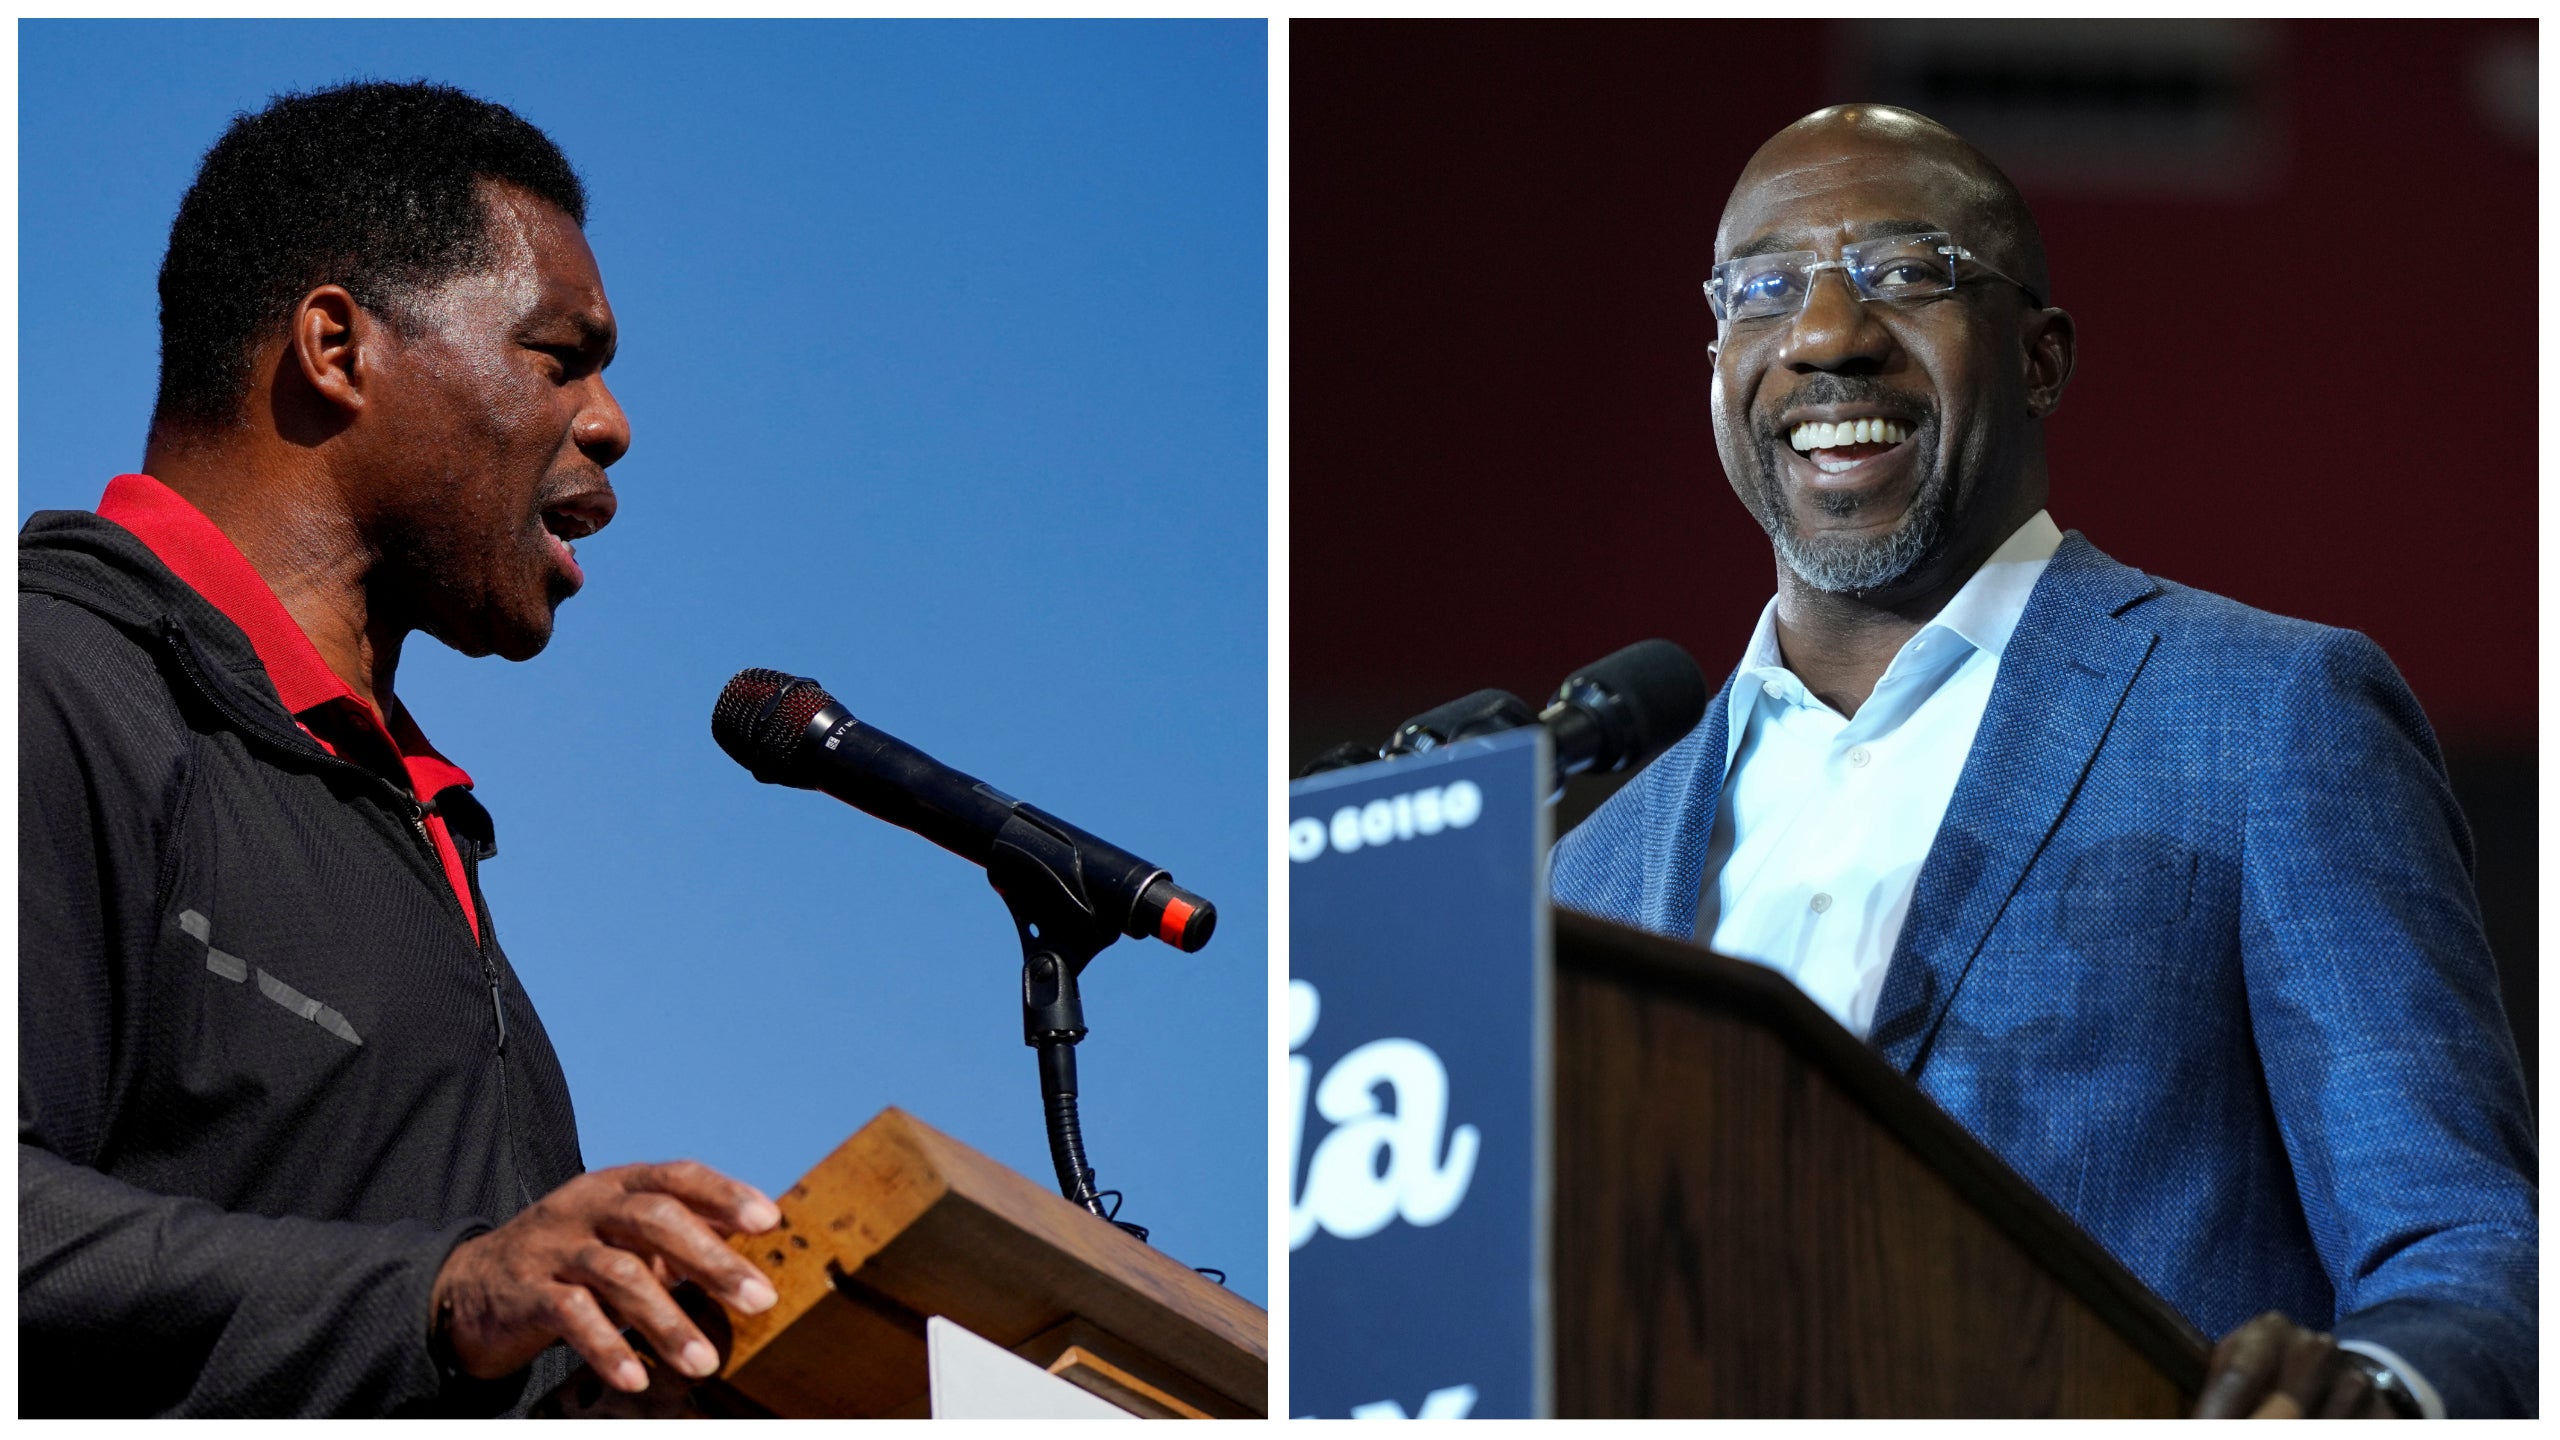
[1551, 534, 2538, 1416]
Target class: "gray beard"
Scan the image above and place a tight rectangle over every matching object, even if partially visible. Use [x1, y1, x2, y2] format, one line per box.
[1754, 451, 1953, 595]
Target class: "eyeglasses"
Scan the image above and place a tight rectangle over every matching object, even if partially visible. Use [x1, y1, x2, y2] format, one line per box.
[1704, 231, 2044, 324]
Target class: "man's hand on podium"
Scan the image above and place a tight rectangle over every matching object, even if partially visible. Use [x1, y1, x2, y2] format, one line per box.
[429, 1160, 784, 1394]
[2191, 1312, 2401, 1419]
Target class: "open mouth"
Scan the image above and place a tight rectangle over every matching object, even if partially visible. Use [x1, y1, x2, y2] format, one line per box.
[539, 506, 599, 587]
[1788, 417, 1914, 476]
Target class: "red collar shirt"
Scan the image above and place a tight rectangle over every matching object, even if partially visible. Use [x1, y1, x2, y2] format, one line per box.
[96, 474, 482, 944]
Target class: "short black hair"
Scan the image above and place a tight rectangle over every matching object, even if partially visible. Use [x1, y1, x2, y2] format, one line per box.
[153, 79, 588, 430]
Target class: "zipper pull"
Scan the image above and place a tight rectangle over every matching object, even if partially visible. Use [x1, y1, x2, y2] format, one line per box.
[487, 974, 508, 1053]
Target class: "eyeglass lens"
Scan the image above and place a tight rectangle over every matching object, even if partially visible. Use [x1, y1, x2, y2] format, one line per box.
[1713, 233, 1957, 322]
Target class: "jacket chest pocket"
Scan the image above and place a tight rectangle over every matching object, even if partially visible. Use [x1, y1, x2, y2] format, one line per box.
[2054, 834, 2197, 945]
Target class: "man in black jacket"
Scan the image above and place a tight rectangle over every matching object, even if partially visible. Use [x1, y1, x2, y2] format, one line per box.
[21, 81, 781, 1416]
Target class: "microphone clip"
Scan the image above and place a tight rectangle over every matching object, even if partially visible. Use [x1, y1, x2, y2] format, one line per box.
[992, 811, 1114, 1024]
[988, 814, 1148, 1243]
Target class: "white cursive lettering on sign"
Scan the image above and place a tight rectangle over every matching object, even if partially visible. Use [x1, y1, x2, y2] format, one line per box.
[1288, 980, 1481, 1249]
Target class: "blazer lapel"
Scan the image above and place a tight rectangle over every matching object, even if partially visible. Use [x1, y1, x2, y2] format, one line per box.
[1641, 669, 1735, 937]
[1868, 534, 2161, 1074]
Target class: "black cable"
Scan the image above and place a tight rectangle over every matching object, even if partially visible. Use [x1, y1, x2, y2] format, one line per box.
[1037, 1038, 1147, 1242]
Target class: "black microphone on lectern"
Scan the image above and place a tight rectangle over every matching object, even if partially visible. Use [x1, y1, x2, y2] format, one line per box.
[1381, 688, 1541, 759]
[1542, 638, 1709, 777]
[1321, 639, 1707, 782]
[712, 668, 1215, 952]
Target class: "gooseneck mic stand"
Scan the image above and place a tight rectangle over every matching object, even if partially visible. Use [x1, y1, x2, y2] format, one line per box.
[987, 809, 1151, 1243]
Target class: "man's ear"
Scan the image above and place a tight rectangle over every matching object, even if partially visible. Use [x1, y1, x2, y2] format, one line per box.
[2023, 304, 2075, 419]
[289, 285, 372, 416]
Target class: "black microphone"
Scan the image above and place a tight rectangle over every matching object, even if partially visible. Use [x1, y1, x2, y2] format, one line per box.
[1295, 689, 1537, 777]
[712, 668, 1216, 952]
[1381, 687, 1540, 758]
[1543, 638, 1708, 778]
[1355, 640, 1707, 781]
[1292, 739, 1383, 779]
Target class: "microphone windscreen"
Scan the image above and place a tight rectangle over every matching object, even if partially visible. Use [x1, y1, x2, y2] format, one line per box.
[713, 668, 837, 782]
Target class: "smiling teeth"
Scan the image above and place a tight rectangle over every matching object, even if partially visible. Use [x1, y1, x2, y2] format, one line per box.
[1789, 418, 1911, 452]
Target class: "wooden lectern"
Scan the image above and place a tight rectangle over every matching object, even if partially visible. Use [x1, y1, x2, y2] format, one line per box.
[538, 1109, 1265, 1418]
[1551, 909, 2212, 1418]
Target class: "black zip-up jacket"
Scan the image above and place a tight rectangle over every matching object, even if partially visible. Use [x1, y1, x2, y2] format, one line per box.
[19, 507, 585, 1415]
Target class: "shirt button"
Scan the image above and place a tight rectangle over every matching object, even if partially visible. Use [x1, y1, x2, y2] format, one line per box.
[1848, 745, 1871, 767]
[1810, 892, 1833, 914]
[1762, 679, 1785, 698]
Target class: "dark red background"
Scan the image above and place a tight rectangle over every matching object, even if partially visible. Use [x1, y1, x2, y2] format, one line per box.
[1290, 18, 2537, 1089]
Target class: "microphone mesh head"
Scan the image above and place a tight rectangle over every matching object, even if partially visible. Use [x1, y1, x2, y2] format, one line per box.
[713, 667, 838, 782]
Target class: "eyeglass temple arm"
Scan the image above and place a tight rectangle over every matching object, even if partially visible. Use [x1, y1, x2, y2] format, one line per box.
[1939, 245, 2046, 308]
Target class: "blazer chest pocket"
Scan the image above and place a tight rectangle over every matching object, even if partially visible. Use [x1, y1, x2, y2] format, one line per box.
[2055, 834, 2196, 944]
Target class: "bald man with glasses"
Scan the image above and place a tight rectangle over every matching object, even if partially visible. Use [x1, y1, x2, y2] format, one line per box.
[1552, 106, 2536, 1419]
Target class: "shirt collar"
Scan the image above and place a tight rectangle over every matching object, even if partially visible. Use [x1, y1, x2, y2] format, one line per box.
[95, 473, 472, 796]
[1737, 509, 2062, 679]
[1913, 509, 2064, 662]
[1723, 509, 2063, 765]
[1736, 594, 1787, 677]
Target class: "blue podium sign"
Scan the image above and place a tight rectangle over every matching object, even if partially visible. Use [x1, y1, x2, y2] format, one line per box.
[1287, 728, 1550, 1420]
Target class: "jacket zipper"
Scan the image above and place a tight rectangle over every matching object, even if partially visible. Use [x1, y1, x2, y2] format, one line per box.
[463, 852, 538, 1210]
[159, 622, 505, 1049]
[157, 617, 539, 1211]
[409, 799, 506, 1053]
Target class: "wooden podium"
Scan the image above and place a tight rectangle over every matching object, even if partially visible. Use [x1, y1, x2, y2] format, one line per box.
[1551, 909, 2211, 1417]
[539, 1109, 1265, 1418]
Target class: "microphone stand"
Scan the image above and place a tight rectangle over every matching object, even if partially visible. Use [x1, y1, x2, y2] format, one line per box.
[986, 810, 1150, 1243]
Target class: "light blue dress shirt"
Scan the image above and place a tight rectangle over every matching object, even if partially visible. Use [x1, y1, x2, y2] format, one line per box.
[1697, 510, 2062, 1036]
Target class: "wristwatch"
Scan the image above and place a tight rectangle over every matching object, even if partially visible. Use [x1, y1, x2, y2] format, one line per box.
[2340, 1351, 2423, 1419]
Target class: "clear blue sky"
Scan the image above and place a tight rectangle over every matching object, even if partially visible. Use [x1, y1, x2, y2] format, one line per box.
[20, 20, 1269, 1304]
